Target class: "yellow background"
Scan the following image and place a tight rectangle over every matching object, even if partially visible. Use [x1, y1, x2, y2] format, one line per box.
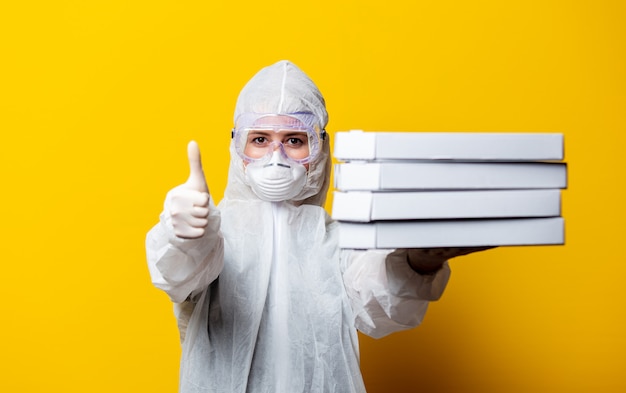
[1, 0, 624, 392]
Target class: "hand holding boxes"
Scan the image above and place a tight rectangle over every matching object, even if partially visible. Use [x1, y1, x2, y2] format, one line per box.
[331, 131, 567, 249]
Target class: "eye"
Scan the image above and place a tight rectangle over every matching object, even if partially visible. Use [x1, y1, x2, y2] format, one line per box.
[285, 137, 303, 146]
[283, 134, 308, 148]
[251, 136, 268, 144]
[247, 131, 272, 146]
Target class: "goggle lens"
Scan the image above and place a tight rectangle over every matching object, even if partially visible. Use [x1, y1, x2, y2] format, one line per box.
[233, 114, 322, 164]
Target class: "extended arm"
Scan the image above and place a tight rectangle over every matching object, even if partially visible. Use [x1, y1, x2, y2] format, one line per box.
[145, 141, 224, 303]
[341, 249, 450, 339]
[342, 247, 494, 339]
[146, 200, 223, 303]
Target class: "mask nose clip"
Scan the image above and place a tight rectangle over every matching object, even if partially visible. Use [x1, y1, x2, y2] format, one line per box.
[265, 149, 292, 168]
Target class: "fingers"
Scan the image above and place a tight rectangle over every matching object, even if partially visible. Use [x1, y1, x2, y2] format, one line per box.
[170, 203, 210, 239]
[190, 205, 210, 219]
[186, 140, 209, 193]
[168, 186, 211, 240]
[172, 189, 209, 209]
[409, 246, 495, 261]
[173, 224, 207, 239]
[445, 246, 496, 257]
[169, 188, 209, 212]
[171, 211, 209, 234]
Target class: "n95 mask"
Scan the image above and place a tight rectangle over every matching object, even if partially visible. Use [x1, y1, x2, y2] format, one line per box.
[244, 151, 307, 202]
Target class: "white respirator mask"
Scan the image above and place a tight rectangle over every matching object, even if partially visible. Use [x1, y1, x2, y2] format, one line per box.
[244, 150, 307, 202]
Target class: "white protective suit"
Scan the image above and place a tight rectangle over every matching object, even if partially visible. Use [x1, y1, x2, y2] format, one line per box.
[146, 60, 451, 393]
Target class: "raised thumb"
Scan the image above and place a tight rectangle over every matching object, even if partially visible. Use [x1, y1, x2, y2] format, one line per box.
[185, 140, 208, 192]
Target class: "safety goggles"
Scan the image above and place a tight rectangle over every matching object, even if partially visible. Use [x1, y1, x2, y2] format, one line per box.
[232, 113, 326, 165]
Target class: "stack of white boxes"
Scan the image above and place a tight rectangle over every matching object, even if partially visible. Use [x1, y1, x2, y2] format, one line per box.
[331, 131, 567, 249]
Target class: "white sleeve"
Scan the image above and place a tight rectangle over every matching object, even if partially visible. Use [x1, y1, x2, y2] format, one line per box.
[145, 197, 224, 303]
[341, 249, 451, 339]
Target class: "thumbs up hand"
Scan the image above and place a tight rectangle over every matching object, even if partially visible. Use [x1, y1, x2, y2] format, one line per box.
[166, 141, 211, 239]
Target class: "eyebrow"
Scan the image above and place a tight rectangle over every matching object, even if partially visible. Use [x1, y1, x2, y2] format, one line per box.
[282, 131, 308, 138]
[247, 130, 273, 135]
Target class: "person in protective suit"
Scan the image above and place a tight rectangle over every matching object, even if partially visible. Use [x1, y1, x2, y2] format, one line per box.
[146, 60, 490, 392]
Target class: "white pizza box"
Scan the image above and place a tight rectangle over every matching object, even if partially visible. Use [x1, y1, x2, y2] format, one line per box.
[334, 161, 567, 191]
[338, 217, 565, 249]
[332, 189, 562, 222]
[333, 130, 564, 161]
